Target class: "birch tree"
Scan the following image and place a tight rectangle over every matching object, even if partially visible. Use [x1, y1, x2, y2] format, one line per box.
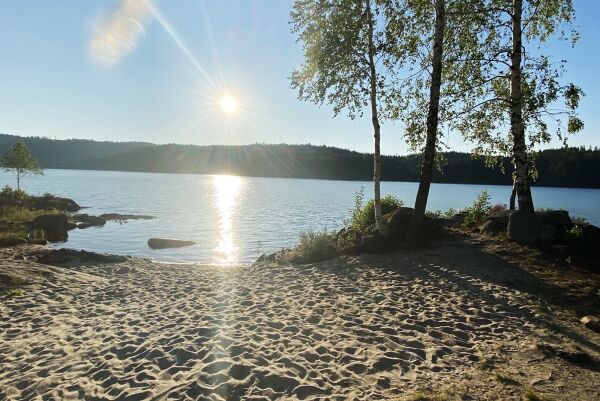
[450, 0, 584, 213]
[290, 0, 404, 233]
[387, 0, 486, 228]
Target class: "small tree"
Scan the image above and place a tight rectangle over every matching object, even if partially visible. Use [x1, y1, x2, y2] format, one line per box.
[0, 142, 43, 190]
[290, 0, 405, 233]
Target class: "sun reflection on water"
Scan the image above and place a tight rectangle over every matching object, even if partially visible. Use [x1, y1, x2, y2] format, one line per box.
[213, 175, 242, 264]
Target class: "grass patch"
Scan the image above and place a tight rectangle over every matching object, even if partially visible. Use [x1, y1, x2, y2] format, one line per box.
[0, 205, 60, 245]
[0, 206, 58, 224]
[5, 288, 25, 297]
[0, 229, 27, 239]
[276, 231, 339, 264]
[495, 372, 520, 385]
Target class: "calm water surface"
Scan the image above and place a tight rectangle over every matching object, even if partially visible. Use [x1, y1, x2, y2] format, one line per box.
[1, 169, 599, 264]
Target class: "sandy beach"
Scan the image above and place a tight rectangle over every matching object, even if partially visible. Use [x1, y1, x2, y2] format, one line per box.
[1, 235, 599, 401]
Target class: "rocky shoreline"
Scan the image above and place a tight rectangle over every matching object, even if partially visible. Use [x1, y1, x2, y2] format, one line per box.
[1, 193, 207, 253]
[259, 206, 600, 276]
[25, 196, 156, 243]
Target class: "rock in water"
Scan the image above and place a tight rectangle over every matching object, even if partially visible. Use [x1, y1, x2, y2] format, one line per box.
[99, 213, 155, 221]
[72, 214, 107, 229]
[28, 214, 73, 242]
[507, 211, 539, 245]
[148, 238, 197, 249]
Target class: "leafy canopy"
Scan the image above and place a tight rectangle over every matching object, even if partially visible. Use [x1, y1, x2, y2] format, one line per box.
[290, 0, 405, 119]
[1, 141, 44, 184]
[448, 0, 584, 164]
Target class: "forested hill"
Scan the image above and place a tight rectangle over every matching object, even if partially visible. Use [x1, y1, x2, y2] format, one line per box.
[0, 134, 152, 167]
[1, 134, 599, 188]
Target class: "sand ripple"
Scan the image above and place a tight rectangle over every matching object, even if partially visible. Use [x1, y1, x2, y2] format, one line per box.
[0, 245, 550, 400]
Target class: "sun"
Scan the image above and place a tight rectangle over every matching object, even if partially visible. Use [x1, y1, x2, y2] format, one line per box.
[219, 95, 238, 114]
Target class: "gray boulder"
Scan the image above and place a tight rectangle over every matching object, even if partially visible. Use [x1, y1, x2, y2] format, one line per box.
[538, 223, 559, 244]
[360, 232, 388, 254]
[333, 208, 443, 255]
[479, 214, 509, 236]
[38, 248, 128, 265]
[384, 207, 443, 243]
[548, 244, 569, 257]
[507, 211, 539, 245]
[383, 207, 414, 241]
[28, 214, 74, 242]
[148, 238, 197, 249]
[581, 224, 600, 247]
[537, 210, 572, 230]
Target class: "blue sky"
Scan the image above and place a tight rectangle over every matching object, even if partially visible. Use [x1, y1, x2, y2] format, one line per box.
[0, 0, 598, 155]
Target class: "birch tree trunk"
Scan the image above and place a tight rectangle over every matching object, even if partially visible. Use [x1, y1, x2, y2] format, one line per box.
[509, 180, 517, 210]
[412, 0, 446, 232]
[366, 0, 384, 233]
[510, 0, 535, 213]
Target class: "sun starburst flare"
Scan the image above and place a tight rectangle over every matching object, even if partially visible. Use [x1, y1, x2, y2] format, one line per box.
[219, 95, 239, 115]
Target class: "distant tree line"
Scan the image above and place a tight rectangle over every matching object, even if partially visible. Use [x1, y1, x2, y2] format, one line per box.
[0, 134, 152, 167]
[1, 134, 598, 189]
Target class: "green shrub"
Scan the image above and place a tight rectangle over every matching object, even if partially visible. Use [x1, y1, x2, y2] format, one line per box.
[426, 210, 442, 218]
[0, 206, 58, 224]
[0, 185, 29, 204]
[276, 231, 339, 264]
[568, 224, 583, 238]
[349, 187, 403, 232]
[443, 208, 458, 219]
[426, 208, 459, 219]
[462, 190, 492, 228]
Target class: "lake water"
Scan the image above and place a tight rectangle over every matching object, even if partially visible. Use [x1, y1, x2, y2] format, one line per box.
[1, 169, 599, 264]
